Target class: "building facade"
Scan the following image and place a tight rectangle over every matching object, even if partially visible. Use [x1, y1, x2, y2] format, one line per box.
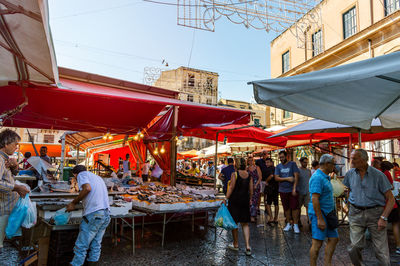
[154, 67, 219, 151]
[270, 0, 400, 159]
[218, 99, 271, 128]
[154, 67, 218, 105]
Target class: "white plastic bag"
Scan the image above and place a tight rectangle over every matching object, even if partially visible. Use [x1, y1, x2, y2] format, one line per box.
[331, 178, 345, 197]
[22, 199, 37, 229]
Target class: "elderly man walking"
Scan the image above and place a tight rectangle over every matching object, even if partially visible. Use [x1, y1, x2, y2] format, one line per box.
[343, 149, 395, 266]
[309, 154, 339, 266]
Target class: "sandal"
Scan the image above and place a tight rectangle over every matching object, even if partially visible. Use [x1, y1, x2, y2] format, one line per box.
[245, 248, 252, 256]
[228, 244, 239, 251]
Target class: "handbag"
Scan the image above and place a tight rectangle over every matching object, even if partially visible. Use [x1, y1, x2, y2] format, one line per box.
[322, 209, 339, 230]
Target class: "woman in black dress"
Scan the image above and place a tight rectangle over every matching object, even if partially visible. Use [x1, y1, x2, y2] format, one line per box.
[225, 157, 253, 255]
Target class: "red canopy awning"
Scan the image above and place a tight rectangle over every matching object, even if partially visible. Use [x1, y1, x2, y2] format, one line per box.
[1, 81, 250, 134]
[185, 124, 287, 147]
[269, 131, 400, 145]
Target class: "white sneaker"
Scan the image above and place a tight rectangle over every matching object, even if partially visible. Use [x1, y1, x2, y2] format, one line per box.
[293, 224, 300, 234]
[283, 223, 292, 232]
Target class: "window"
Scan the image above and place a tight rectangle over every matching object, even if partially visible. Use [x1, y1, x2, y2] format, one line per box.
[187, 94, 194, 102]
[187, 74, 195, 87]
[239, 105, 246, 109]
[282, 51, 290, 73]
[206, 77, 213, 90]
[312, 30, 323, 56]
[206, 98, 212, 105]
[254, 118, 260, 126]
[343, 7, 357, 39]
[385, 0, 400, 15]
[283, 110, 291, 119]
[43, 134, 55, 143]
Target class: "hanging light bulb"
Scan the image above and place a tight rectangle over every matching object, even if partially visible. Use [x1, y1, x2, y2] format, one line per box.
[154, 147, 159, 155]
[134, 134, 139, 141]
[102, 134, 107, 140]
[139, 130, 144, 138]
[160, 145, 165, 154]
[354, 144, 360, 149]
[108, 135, 113, 140]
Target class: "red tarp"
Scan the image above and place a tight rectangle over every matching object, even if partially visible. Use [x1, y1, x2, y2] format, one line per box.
[93, 146, 135, 171]
[146, 141, 171, 185]
[1, 83, 165, 133]
[1, 81, 250, 134]
[269, 131, 400, 145]
[145, 108, 267, 144]
[184, 124, 288, 147]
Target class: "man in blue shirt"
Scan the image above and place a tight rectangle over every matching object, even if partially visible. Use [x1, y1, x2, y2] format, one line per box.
[218, 158, 235, 195]
[275, 150, 300, 233]
[309, 154, 338, 266]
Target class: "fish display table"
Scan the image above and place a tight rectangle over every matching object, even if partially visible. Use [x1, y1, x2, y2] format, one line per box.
[132, 205, 220, 247]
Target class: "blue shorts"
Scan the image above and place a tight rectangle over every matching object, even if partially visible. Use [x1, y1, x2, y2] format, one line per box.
[309, 213, 338, 240]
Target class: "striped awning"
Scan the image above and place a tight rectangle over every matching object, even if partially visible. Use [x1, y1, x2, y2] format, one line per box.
[0, 0, 58, 85]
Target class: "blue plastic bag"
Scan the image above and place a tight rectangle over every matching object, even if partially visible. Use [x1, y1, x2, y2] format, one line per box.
[53, 208, 71, 225]
[214, 203, 238, 230]
[6, 195, 30, 239]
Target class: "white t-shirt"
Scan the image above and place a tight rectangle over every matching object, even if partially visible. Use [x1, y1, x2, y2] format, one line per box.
[77, 171, 110, 216]
[123, 160, 130, 173]
[142, 163, 150, 175]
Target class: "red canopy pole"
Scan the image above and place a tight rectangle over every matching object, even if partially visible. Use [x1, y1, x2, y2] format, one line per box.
[214, 132, 219, 190]
[170, 106, 179, 186]
[348, 134, 352, 162]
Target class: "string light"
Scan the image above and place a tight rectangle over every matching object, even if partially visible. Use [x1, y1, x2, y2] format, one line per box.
[103, 131, 112, 141]
[133, 134, 139, 141]
[154, 146, 159, 155]
[139, 130, 144, 138]
[160, 144, 165, 154]
[354, 144, 360, 149]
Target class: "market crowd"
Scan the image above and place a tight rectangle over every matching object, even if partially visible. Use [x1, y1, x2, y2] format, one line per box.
[214, 149, 399, 266]
[1, 128, 400, 265]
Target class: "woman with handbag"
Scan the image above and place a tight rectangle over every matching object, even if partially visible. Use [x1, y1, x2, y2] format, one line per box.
[247, 156, 262, 223]
[224, 157, 253, 256]
[308, 154, 339, 266]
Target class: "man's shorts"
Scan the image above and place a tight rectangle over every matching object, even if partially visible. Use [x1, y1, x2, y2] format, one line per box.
[279, 192, 299, 210]
[265, 186, 279, 206]
[309, 213, 338, 240]
[298, 193, 310, 208]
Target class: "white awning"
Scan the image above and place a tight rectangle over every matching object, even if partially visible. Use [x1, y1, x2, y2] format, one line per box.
[0, 0, 58, 85]
[250, 52, 400, 130]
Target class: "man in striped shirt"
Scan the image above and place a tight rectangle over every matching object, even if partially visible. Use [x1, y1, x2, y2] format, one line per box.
[0, 129, 29, 251]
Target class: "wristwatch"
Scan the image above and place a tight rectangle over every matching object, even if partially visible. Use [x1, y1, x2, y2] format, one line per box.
[380, 215, 388, 221]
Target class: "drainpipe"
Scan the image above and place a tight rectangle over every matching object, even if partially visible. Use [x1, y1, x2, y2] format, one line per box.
[370, 0, 374, 25]
[368, 39, 374, 58]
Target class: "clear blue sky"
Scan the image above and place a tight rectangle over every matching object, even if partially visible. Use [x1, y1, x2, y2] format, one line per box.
[48, 0, 278, 102]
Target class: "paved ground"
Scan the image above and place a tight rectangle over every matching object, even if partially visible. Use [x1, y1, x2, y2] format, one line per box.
[97, 213, 400, 266]
[4, 209, 400, 265]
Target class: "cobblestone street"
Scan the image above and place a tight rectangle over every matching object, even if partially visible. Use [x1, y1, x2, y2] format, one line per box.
[3, 212, 400, 265]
